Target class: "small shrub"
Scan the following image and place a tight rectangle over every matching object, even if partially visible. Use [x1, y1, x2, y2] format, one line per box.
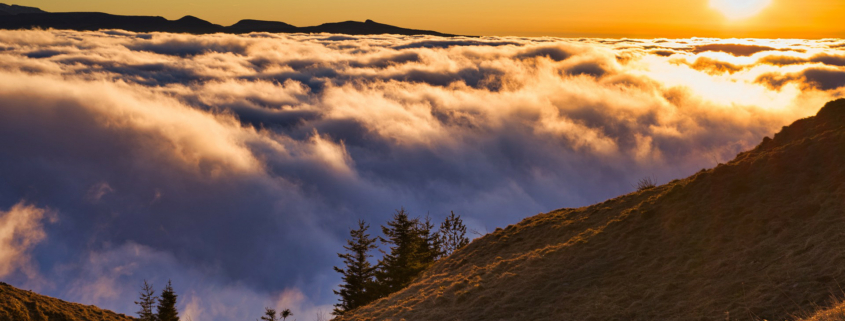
[635, 177, 656, 191]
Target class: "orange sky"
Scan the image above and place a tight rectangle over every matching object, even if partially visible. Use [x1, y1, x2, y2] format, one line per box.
[10, 0, 845, 37]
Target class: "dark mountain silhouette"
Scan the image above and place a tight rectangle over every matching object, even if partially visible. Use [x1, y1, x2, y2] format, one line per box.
[338, 99, 845, 320]
[228, 19, 296, 33]
[0, 3, 456, 36]
[0, 3, 44, 15]
[298, 19, 445, 35]
[0, 282, 135, 321]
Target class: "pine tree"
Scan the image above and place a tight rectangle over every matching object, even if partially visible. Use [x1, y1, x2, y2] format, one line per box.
[280, 308, 292, 321]
[135, 280, 158, 321]
[260, 307, 278, 321]
[417, 214, 443, 264]
[333, 220, 379, 316]
[156, 280, 179, 321]
[374, 208, 426, 296]
[439, 211, 470, 257]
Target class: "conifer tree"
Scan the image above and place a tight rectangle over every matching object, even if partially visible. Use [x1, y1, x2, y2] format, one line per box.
[333, 220, 379, 316]
[417, 214, 444, 264]
[156, 280, 179, 321]
[374, 208, 426, 296]
[439, 211, 470, 257]
[260, 307, 291, 321]
[135, 280, 158, 321]
[260, 308, 277, 321]
[280, 308, 292, 321]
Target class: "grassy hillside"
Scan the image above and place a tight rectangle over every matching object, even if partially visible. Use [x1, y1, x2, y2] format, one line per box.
[0, 282, 135, 321]
[339, 99, 845, 321]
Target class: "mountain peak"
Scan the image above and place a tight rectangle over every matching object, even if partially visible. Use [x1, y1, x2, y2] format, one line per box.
[229, 19, 296, 32]
[176, 15, 207, 23]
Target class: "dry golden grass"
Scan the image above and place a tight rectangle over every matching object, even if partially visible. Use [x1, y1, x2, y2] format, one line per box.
[802, 301, 845, 321]
[338, 99, 845, 321]
[0, 282, 135, 321]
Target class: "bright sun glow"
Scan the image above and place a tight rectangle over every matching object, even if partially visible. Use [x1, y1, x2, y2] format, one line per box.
[710, 0, 772, 20]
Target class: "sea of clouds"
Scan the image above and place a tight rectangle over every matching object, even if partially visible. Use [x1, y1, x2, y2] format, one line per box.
[0, 29, 843, 320]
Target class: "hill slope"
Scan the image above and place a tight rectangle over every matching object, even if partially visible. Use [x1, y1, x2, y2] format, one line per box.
[339, 99, 845, 320]
[0, 282, 135, 321]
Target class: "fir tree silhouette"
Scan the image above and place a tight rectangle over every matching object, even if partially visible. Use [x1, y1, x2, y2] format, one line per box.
[135, 280, 158, 321]
[418, 214, 444, 264]
[260, 307, 277, 321]
[333, 220, 379, 315]
[439, 211, 470, 257]
[280, 308, 292, 321]
[156, 280, 179, 321]
[374, 208, 436, 297]
[260, 307, 292, 321]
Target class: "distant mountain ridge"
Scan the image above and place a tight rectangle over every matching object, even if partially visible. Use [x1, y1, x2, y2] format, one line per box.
[0, 3, 44, 15]
[0, 3, 457, 36]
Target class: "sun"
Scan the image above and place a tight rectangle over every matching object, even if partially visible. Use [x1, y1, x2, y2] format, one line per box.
[710, 0, 772, 20]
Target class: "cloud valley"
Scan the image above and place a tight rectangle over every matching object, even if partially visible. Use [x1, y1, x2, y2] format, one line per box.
[0, 30, 843, 319]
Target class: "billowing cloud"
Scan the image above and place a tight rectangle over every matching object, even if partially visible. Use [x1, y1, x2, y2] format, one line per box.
[757, 54, 810, 66]
[691, 43, 777, 56]
[811, 53, 845, 67]
[0, 30, 842, 320]
[756, 67, 845, 91]
[650, 49, 678, 57]
[0, 202, 54, 281]
[678, 56, 745, 75]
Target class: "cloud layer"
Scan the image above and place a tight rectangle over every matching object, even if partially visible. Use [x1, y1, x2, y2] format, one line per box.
[0, 30, 842, 319]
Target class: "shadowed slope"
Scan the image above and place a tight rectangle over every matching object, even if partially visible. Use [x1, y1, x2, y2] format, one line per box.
[339, 99, 845, 320]
[0, 282, 136, 321]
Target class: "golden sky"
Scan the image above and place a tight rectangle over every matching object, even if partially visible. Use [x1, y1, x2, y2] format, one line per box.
[10, 0, 845, 37]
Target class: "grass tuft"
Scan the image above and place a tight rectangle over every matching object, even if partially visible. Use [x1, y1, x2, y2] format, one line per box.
[634, 176, 656, 191]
